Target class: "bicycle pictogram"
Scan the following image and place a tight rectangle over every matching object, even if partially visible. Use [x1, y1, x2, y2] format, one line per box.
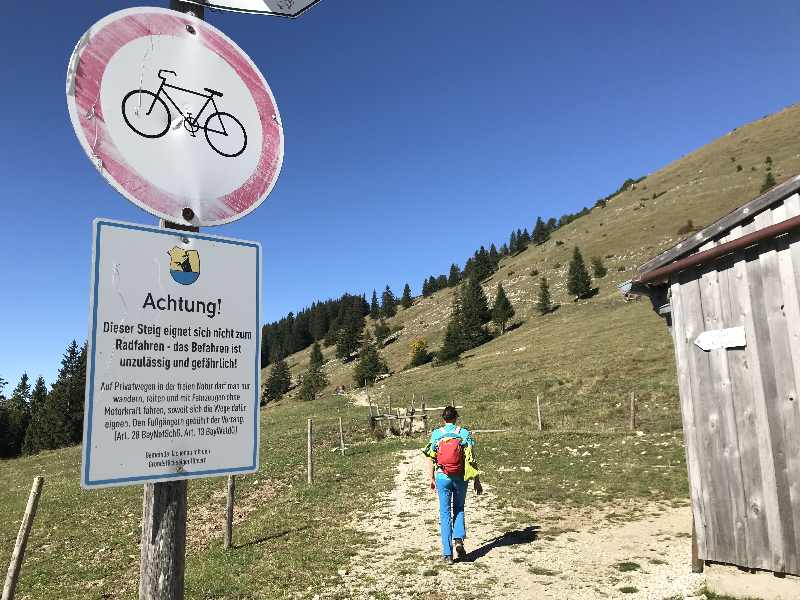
[122, 69, 248, 158]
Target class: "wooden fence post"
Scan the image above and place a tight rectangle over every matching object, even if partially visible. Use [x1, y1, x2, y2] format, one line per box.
[224, 476, 235, 550]
[2, 476, 44, 600]
[630, 392, 637, 431]
[140, 480, 187, 600]
[421, 402, 428, 433]
[536, 394, 543, 432]
[307, 418, 314, 484]
[691, 516, 704, 573]
[338, 416, 345, 455]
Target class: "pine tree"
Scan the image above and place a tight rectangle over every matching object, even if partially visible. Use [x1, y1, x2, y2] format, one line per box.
[532, 216, 550, 245]
[448, 264, 461, 287]
[4, 373, 32, 457]
[438, 295, 465, 362]
[381, 285, 397, 318]
[31, 340, 84, 451]
[537, 277, 553, 315]
[400, 283, 413, 308]
[488, 243, 498, 263]
[591, 256, 608, 278]
[22, 377, 48, 455]
[300, 347, 328, 402]
[265, 358, 291, 402]
[761, 171, 777, 193]
[491, 284, 515, 333]
[436, 274, 448, 290]
[500, 243, 509, 256]
[509, 230, 519, 254]
[353, 332, 389, 387]
[459, 277, 491, 349]
[369, 289, 380, 320]
[335, 325, 362, 360]
[520, 228, 531, 246]
[309, 342, 324, 370]
[422, 277, 432, 297]
[298, 366, 328, 401]
[567, 246, 593, 299]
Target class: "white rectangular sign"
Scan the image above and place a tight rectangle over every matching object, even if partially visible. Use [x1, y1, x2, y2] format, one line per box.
[182, 0, 320, 17]
[82, 219, 261, 488]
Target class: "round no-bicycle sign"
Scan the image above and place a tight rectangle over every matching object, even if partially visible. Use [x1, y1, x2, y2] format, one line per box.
[66, 7, 284, 226]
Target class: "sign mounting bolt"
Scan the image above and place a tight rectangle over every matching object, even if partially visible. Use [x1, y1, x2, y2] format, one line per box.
[182, 207, 195, 221]
[186, 24, 196, 35]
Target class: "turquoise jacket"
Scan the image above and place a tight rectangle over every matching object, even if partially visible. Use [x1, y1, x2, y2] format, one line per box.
[422, 423, 481, 481]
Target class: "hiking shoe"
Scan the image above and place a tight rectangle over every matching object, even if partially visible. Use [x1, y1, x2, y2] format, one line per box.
[454, 539, 466, 560]
[442, 555, 454, 565]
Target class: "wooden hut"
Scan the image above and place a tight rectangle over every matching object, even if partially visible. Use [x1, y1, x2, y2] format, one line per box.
[623, 174, 800, 576]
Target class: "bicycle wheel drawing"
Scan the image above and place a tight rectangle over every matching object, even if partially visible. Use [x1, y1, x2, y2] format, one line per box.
[122, 90, 171, 139]
[204, 111, 247, 158]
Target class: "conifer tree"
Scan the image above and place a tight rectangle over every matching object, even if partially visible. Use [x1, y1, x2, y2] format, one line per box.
[0, 404, 9, 458]
[532, 216, 550, 245]
[309, 342, 324, 370]
[422, 277, 432, 297]
[400, 283, 413, 308]
[591, 256, 608, 278]
[546, 217, 558, 233]
[381, 285, 397, 318]
[520, 228, 531, 246]
[567, 246, 593, 299]
[300, 347, 328, 402]
[491, 284, 515, 333]
[761, 171, 777, 193]
[500, 243, 509, 256]
[509, 230, 519, 254]
[265, 358, 292, 402]
[4, 373, 31, 457]
[489, 243, 500, 267]
[438, 295, 465, 362]
[459, 276, 491, 349]
[436, 274, 448, 290]
[353, 332, 389, 387]
[537, 277, 553, 315]
[22, 377, 48, 455]
[446, 264, 460, 287]
[369, 289, 380, 320]
[335, 324, 362, 360]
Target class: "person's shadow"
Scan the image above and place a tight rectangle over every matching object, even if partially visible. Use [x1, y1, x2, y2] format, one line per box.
[463, 525, 539, 562]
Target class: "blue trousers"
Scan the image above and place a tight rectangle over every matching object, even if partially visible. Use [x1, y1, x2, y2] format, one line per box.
[435, 475, 467, 556]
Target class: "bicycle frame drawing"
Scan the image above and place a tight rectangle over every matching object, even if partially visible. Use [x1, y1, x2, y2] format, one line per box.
[122, 69, 248, 158]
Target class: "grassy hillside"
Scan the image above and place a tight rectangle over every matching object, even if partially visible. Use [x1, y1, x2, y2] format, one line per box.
[281, 102, 800, 424]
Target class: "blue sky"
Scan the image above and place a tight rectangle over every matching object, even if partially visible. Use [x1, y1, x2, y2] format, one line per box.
[2, 0, 800, 390]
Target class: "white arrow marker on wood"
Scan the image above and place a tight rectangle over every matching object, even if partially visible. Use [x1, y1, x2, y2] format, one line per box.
[694, 326, 746, 351]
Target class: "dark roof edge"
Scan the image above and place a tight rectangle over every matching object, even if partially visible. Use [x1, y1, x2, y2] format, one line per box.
[636, 174, 800, 276]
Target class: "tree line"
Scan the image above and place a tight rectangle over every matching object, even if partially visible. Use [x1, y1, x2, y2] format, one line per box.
[0, 341, 86, 458]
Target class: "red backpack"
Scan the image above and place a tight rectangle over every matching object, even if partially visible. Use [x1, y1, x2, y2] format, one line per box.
[436, 427, 465, 476]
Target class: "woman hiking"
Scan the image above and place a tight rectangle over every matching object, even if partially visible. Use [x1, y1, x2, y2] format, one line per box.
[423, 406, 482, 564]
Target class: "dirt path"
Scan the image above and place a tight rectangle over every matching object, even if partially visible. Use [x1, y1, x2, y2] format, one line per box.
[326, 450, 705, 600]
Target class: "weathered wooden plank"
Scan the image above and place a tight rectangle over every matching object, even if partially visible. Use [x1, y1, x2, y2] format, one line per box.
[638, 175, 800, 275]
[699, 248, 750, 566]
[769, 197, 800, 574]
[671, 270, 715, 559]
[684, 239, 734, 562]
[718, 221, 772, 570]
[746, 208, 797, 574]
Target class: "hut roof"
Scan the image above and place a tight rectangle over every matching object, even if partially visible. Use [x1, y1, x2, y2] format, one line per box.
[636, 174, 800, 277]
